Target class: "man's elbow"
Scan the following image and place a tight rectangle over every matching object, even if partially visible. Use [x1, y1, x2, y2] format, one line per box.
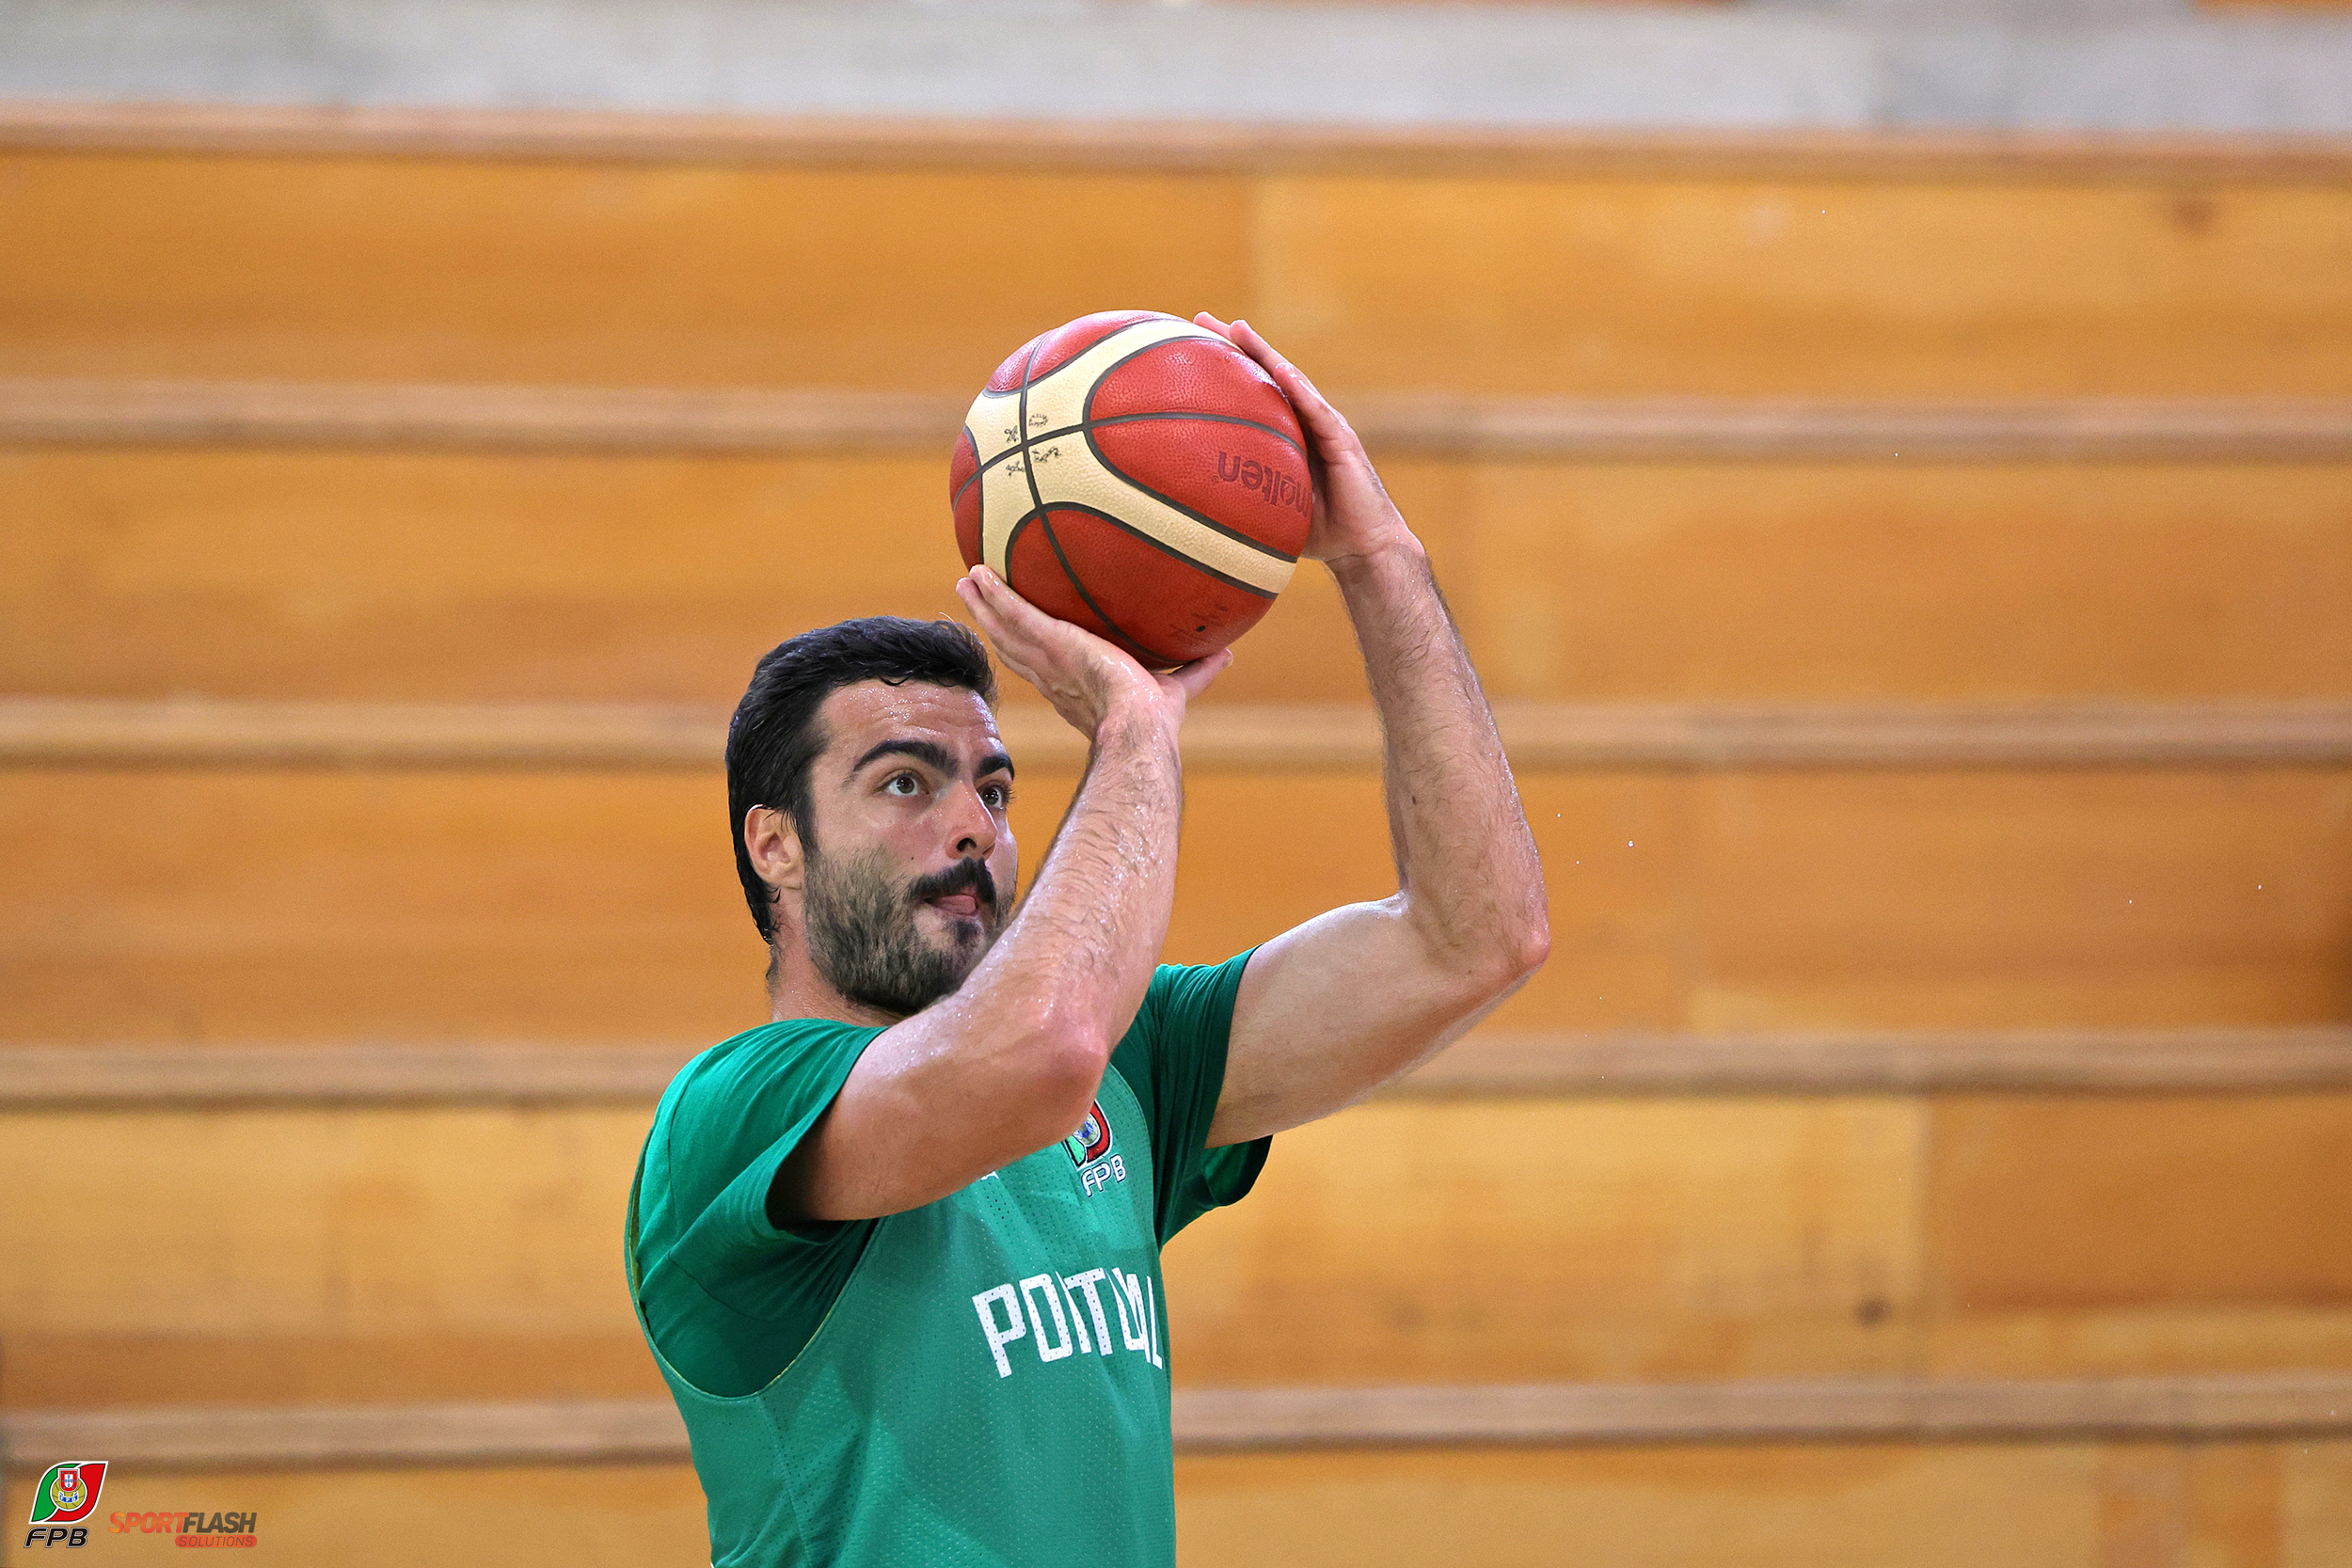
[1423, 909, 1550, 1006]
[1505, 915, 1552, 983]
[1480, 913, 1551, 994]
[1019, 1024, 1118, 1140]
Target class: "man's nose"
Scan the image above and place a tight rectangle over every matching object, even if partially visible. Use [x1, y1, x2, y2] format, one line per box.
[944, 780, 999, 859]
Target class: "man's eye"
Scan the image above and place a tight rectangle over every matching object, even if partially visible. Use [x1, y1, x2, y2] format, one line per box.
[982, 784, 1010, 809]
[883, 775, 920, 797]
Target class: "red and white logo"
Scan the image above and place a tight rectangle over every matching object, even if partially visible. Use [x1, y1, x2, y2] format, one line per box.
[1063, 1101, 1113, 1167]
[29, 1462, 105, 1527]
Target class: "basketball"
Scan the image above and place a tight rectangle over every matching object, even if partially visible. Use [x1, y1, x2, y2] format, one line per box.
[951, 309, 1315, 668]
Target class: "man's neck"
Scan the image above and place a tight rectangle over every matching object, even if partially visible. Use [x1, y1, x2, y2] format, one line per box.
[766, 942, 903, 1029]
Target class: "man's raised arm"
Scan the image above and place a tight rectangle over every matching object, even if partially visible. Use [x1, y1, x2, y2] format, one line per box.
[780, 572, 1228, 1222]
[1201, 316, 1550, 1148]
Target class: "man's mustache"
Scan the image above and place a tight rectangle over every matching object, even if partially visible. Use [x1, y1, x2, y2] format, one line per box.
[906, 858, 998, 911]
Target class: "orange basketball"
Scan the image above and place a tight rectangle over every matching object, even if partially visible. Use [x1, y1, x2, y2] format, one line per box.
[951, 310, 1314, 668]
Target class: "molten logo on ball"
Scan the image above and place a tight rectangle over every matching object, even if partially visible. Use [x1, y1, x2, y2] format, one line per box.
[1215, 451, 1311, 518]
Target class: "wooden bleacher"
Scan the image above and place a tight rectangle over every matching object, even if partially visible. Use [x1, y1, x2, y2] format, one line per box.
[6, 103, 2352, 1565]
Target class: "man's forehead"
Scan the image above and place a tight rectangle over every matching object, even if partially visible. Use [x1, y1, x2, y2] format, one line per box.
[818, 679, 1002, 761]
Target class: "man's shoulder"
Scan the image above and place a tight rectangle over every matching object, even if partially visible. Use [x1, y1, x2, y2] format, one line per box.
[1113, 953, 1257, 1074]
[656, 1018, 887, 1153]
[1138, 953, 1255, 1030]
[673, 1016, 882, 1086]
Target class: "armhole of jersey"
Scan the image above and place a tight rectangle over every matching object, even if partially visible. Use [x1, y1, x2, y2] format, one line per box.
[635, 1212, 890, 1405]
[1206, 1133, 1271, 1208]
[757, 1215, 889, 1393]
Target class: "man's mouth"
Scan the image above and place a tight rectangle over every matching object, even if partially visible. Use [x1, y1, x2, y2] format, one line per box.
[909, 860, 996, 924]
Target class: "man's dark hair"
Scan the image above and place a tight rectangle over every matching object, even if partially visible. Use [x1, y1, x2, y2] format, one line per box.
[727, 616, 997, 943]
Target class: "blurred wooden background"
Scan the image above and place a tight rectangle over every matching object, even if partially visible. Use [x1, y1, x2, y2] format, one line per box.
[5, 103, 2352, 1565]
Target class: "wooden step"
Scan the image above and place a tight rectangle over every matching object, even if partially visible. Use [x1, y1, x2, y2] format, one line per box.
[1399, 1028, 2352, 1096]
[3, 756, 2344, 1040]
[9, 103, 2351, 183]
[0, 1329, 663, 1413]
[0, 148, 1248, 390]
[1178, 1436, 2346, 1568]
[12, 1028, 2352, 1109]
[1457, 457, 2352, 705]
[8, 1374, 2350, 1563]
[15, 379, 2352, 461]
[0, 441, 1373, 705]
[2, 1436, 2337, 1568]
[13, 1374, 2352, 1466]
[7, 437, 2346, 704]
[0, 1105, 653, 1407]
[5, 111, 2351, 397]
[1261, 175, 2352, 399]
[2, 1433, 2344, 1568]
[1183, 1093, 2352, 1386]
[12, 1093, 2352, 1396]
[0, 1460, 707, 1568]
[7, 698, 2351, 770]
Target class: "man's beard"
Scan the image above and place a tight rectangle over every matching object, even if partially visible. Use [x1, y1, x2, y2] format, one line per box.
[803, 846, 1008, 1018]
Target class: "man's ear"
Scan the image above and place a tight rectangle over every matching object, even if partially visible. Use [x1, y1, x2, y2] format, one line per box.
[744, 805, 806, 896]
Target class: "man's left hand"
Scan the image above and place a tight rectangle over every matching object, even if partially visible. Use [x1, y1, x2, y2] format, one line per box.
[1193, 312, 1420, 572]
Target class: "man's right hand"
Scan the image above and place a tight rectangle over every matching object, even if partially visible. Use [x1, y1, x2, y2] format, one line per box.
[955, 565, 1231, 739]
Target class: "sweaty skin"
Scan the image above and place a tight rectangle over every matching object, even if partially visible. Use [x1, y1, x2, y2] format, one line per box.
[1190, 313, 1551, 1147]
[752, 317, 1548, 1223]
[753, 576, 1230, 1226]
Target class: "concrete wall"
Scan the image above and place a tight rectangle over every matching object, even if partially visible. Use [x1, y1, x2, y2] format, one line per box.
[2, 0, 2349, 132]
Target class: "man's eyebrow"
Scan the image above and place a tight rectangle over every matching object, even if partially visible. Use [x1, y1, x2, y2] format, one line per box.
[848, 738, 1015, 782]
[850, 738, 958, 776]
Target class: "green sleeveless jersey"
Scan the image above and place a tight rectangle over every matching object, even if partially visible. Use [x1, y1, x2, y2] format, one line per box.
[626, 956, 1267, 1568]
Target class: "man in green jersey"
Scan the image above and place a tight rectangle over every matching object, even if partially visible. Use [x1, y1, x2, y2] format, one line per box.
[627, 317, 1549, 1567]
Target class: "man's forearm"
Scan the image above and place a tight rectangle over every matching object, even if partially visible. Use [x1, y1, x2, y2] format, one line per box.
[980, 708, 1185, 1049]
[1332, 539, 1548, 973]
[775, 710, 1187, 1222]
[1182, 319, 1545, 1147]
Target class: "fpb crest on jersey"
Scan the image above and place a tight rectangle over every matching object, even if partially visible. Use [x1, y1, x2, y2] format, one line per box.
[1062, 1101, 1113, 1168]
[29, 1461, 106, 1524]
